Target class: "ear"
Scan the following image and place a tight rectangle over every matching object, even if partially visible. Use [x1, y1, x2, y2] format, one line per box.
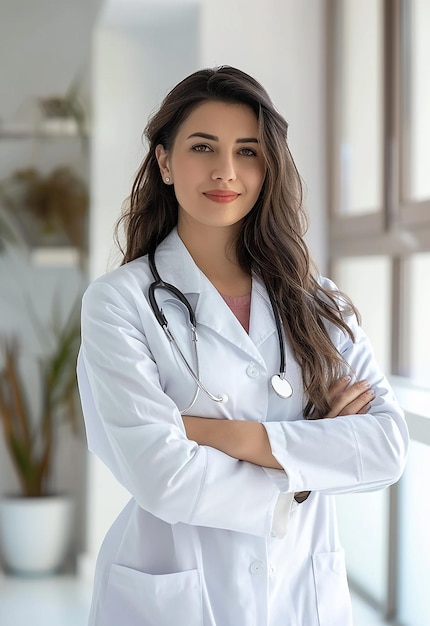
[155, 144, 172, 184]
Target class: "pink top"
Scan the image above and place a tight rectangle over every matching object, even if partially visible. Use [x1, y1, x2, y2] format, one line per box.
[221, 294, 251, 333]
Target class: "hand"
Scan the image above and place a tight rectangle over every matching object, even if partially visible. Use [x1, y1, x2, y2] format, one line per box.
[323, 375, 375, 418]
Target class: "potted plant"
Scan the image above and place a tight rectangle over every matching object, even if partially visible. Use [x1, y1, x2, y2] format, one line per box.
[0, 166, 88, 261]
[37, 77, 88, 143]
[0, 301, 82, 575]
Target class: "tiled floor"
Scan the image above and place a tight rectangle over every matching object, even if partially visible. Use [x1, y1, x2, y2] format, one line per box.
[0, 574, 388, 626]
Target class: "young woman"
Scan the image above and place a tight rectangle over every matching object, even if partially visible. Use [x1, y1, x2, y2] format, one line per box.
[77, 66, 408, 626]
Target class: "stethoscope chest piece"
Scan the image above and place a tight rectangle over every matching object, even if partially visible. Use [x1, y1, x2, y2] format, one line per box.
[271, 374, 293, 399]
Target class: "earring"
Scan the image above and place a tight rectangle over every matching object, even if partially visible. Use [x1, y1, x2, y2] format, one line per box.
[165, 177, 170, 183]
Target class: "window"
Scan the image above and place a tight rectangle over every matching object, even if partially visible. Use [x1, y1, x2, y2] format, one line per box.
[337, 0, 384, 217]
[327, 1, 430, 623]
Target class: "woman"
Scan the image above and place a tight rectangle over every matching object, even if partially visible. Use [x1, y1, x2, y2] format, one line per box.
[77, 66, 408, 626]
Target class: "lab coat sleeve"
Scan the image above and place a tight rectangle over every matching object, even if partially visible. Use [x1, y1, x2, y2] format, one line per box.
[78, 280, 288, 537]
[262, 293, 409, 495]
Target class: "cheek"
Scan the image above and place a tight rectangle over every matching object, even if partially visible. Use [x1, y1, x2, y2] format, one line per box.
[245, 157, 265, 179]
[247, 165, 265, 195]
[170, 167, 191, 193]
[170, 172, 201, 210]
[172, 159, 201, 187]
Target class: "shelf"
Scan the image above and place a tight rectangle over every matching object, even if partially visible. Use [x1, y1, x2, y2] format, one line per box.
[0, 120, 89, 140]
[30, 247, 81, 267]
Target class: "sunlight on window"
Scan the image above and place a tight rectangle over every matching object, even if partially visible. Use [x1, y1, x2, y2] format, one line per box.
[408, 0, 430, 200]
[339, 0, 383, 214]
[409, 253, 430, 386]
[332, 256, 391, 372]
[398, 440, 430, 624]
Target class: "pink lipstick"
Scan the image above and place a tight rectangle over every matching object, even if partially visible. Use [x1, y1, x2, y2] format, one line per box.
[204, 190, 239, 203]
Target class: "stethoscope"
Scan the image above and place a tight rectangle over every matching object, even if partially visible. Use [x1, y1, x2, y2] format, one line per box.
[148, 249, 293, 413]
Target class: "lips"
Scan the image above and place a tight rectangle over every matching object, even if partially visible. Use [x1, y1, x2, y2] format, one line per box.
[203, 190, 239, 203]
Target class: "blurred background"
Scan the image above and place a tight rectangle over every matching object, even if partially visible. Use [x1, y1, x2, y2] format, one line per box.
[0, 1, 429, 625]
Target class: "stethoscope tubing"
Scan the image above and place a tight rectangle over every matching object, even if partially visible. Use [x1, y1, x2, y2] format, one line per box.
[147, 248, 292, 410]
[148, 250, 225, 412]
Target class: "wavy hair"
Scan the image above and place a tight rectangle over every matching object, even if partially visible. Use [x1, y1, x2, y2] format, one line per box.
[116, 66, 360, 417]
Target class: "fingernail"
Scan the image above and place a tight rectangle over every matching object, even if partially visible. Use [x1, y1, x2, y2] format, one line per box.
[359, 380, 370, 388]
[366, 389, 375, 396]
[342, 375, 351, 382]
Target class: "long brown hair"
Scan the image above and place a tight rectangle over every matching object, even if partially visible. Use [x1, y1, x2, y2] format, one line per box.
[116, 66, 360, 418]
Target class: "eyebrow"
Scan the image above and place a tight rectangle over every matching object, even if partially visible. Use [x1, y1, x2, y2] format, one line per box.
[186, 132, 259, 144]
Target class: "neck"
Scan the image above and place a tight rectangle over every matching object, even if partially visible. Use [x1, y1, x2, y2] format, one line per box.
[177, 221, 251, 296]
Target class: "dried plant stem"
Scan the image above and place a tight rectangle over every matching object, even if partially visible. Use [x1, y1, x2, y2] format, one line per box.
[0, 372, 31, 495]
[4, 344, 31, 447]
[0, 303, 81, 497]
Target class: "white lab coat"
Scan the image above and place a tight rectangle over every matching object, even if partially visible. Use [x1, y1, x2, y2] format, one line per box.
[77, 228, 408, 626]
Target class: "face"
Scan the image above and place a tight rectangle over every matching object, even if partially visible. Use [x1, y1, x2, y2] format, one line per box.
[156, 100, 266, 235]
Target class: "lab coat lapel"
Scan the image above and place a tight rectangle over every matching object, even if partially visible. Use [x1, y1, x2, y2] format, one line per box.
[194, 279, 268, 365]
[248, 277, 278, 349]
[153, 229, 277, 364]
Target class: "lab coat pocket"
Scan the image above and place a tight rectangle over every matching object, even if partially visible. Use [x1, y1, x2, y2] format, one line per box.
[101, 563, 203, 626]
[311, 550, 353, 626]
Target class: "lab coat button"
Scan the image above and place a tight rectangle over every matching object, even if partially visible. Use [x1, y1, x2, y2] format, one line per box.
[269, 564, 275, 576]
[246, 363, 260, 378]
[250, 560, 265, 575]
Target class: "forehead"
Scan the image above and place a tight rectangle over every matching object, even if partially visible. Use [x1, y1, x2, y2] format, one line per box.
[176, 100, 259, 138]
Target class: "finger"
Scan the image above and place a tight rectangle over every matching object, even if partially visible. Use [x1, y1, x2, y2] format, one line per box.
[326, 375, 351, 404]
[325, 380, 371, 418]
[357, 402, 371, 415]
[338, 389, 375, 416]
[328, 379, 367, 408]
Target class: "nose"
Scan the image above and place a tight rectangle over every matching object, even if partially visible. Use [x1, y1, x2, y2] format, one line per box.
[211, 153, 236, 182]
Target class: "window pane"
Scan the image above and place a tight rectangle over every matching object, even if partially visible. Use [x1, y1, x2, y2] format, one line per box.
[336, 490, 388, 605]
[338, 0, 384, 215]
[332, 256, 391, 605]
[407, 0, 430, 201]
[398, 440, 430, 625]
[331, 256, 391, 372]
[409, 254, 430, 386]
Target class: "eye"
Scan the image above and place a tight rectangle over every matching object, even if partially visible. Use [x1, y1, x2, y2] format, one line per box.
[238, 147, 258, 157]
[192, 144, 212, 152]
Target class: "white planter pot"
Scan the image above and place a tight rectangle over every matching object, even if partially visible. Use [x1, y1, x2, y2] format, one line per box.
[0, 495, 73, 576]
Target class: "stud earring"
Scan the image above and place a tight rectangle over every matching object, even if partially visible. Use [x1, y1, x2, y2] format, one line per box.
[165, 177, 170, 183]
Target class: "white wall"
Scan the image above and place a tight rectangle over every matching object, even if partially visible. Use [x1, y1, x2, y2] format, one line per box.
[82, 0, 328, 575]
[0, 0, 101, 122]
